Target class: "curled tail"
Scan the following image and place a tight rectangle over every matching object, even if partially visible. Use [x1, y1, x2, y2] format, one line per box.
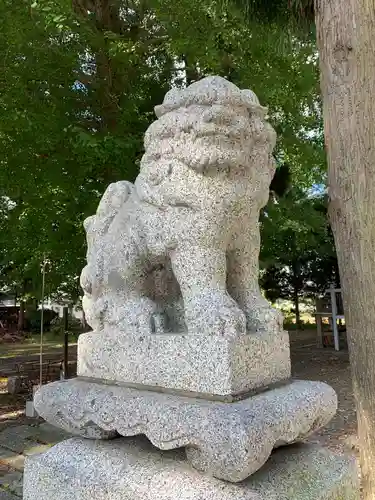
[80, 181, 134, 329]
[84, 181, 134, 243]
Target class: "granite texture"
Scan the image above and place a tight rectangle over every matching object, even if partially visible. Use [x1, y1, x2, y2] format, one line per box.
[23, 437, 359, 500]
[77, 329, 291, 397]
[33, 378, 337, 482]
[80, 75, 283, 338]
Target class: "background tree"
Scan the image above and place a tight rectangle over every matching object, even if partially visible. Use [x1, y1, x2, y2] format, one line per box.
[0, 0, 324, 303]
[261, 188, 338, 326]
[0, 0, 174, 300]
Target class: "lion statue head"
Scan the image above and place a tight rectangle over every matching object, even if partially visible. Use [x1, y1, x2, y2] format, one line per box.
[134, 76, 277, 210]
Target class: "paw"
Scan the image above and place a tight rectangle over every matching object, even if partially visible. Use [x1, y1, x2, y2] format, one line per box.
[82, 295, 107, 331]
[246, 304, 284, 333]
[109, 296, 158, 336]
[186, 291, 246, 336]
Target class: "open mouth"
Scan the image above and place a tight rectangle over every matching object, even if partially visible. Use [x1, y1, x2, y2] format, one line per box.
[195, 131, 245, 142]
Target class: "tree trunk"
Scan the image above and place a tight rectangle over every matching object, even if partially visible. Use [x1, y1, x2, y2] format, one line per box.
[18, 300, 25, 331]
[315, 1, 375, 497]
[81, 309, 88, 330]
[183, 55, 200, 85]
[291, 261, 302, 329]
[294, 292, 301, 330]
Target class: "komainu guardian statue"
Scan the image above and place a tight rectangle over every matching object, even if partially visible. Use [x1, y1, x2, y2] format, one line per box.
[81, 76, 282, 337]
[28, 78, 345, 497]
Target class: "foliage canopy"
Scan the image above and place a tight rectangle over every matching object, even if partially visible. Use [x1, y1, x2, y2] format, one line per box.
[0, 0, 329, 303]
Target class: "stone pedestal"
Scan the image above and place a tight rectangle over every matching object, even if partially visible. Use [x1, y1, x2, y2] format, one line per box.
[33, 378, 337, 482]
[23, 437, 358, 500]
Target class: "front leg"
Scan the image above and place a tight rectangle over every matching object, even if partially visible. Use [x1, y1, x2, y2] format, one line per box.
[170, 245, 246, 336]
[227, 228, 283, 333]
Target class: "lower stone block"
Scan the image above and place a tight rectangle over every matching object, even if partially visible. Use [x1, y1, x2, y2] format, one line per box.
[23, 437, 358, 500]
[33, 378, 337, 482]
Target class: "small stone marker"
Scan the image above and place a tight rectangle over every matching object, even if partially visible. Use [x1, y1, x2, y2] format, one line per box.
[6, 376, 22, 395]
[25, 401, 37, 418]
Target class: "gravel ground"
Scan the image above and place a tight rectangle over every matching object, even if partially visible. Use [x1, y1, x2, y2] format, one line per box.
[290, 330, 358, 455]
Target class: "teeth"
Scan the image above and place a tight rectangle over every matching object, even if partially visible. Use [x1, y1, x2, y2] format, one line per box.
[210, 152, 218, 165]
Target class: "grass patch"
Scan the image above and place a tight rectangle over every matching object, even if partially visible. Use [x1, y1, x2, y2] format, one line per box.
[0, 338, 75, 358]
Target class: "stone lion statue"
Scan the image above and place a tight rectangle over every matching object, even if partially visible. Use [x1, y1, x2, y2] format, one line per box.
[80, 76, 283, 336]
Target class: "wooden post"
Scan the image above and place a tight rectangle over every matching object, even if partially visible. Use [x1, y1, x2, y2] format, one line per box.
[63, 306, 69, 379]
[81, 309, 87, 330]
[315, 298, 323, 348]
[316, 315, 323, 348]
